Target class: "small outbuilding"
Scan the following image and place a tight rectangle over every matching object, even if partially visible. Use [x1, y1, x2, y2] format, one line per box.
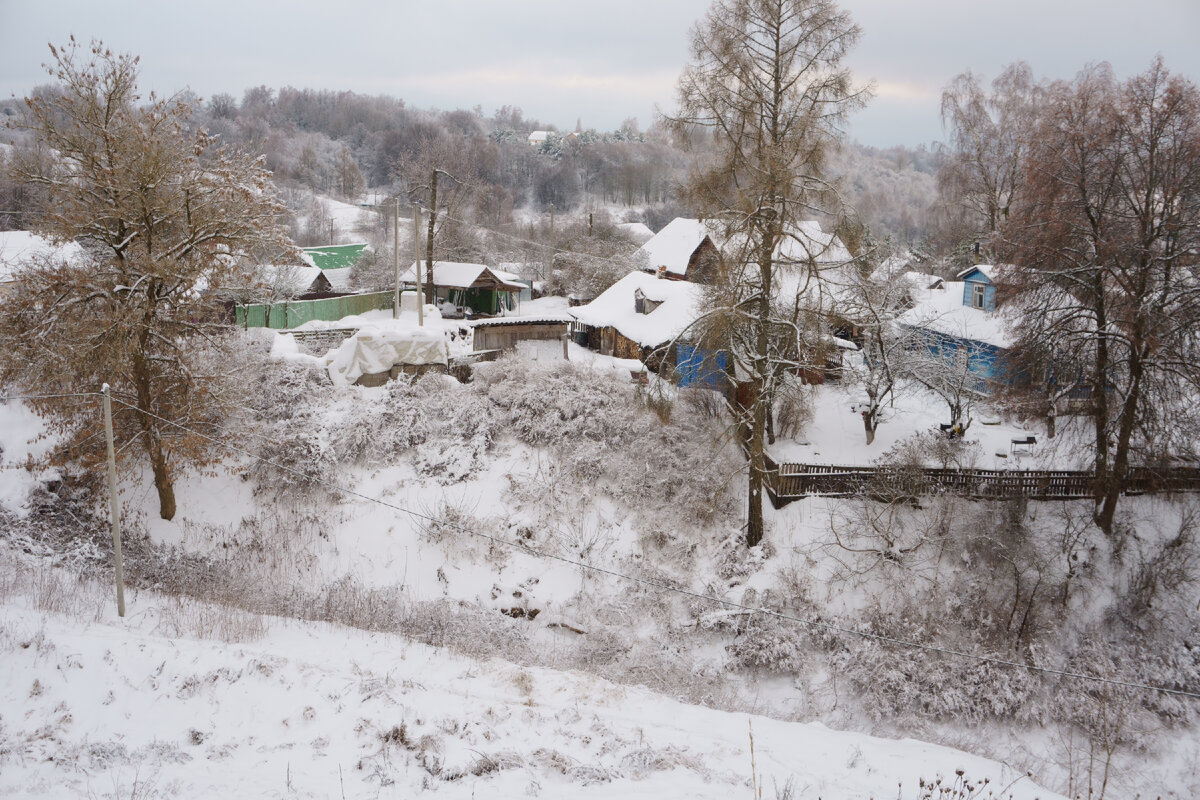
[399, 261, 526, 317]
[471, 315, 571, 352]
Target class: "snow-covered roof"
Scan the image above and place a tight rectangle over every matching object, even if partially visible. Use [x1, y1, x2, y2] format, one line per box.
[957, 263, 1011, 283]
[399, 261, 525, 291]
[254, 264, 326, 293]
[527, 130, 549, 145]
[635, 218, 715, 277]
[323, 267, 355, 292]
[570, 271, 707, 348]
[904, 271, 944, 290]
[616, 222, 655, 245]
[896, 281, 1014, 348]
[0, 230, 84, 283]
[471, 314, 571, 328]
[723, 220, 850, 270]
[775, 221, 851, 265]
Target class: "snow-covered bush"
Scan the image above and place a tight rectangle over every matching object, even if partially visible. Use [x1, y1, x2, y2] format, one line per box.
[725, 612, 808, 673]
[474, 356, 633, 447]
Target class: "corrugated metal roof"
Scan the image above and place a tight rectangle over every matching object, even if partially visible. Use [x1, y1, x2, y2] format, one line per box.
[300, 243, 370, 270]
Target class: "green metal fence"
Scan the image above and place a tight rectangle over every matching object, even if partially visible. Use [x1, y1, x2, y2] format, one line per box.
[235, 291, 394, 329]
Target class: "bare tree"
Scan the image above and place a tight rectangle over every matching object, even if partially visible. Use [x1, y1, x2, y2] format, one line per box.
[0, 39, 293, 520]
[670, 0, 869, 546]
[1001, 59, 1200, 537]
[838, 261, 919, 444]
[397, 131, 489, 303]
[937, 63, 1041, 252]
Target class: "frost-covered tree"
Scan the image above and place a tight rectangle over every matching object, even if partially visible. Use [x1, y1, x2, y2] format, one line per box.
[669, 0, 869, 546]
[0, 39, 293, 520]
[937, 63, 1040, 252]
[1001, 59, 1200, 537]
[839, 263, 919, 444]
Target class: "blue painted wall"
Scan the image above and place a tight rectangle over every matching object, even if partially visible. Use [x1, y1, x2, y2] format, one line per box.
[676, 344, 728, 390]
[906, 324, 1009, 393]
[959, 267, 997, 311]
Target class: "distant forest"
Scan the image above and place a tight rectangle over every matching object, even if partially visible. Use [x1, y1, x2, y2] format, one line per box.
[1, 85, 945, 254]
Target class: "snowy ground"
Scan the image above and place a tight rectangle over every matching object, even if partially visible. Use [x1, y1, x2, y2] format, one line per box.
[0, 554, 1061, 800]
[769, 377, 1090, 470]
[0, 318, 1191, 798]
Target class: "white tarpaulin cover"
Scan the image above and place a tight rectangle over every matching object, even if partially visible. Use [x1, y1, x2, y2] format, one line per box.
[325, 325, 449, 386]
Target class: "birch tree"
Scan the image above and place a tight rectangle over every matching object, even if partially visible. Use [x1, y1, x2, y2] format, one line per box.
[0, 39, 293, 520]
[670, 0, 868, 547]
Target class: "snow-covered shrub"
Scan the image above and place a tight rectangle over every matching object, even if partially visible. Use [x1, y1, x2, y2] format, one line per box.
[255, 420, 337, 493]
[725, 611, 807, 673]
[773, 379, 813, 441]
[241, 353, 334, 424]
[474, 356, 634, 447]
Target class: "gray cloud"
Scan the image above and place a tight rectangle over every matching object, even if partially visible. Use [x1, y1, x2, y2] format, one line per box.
[2, 0, 1197, 147]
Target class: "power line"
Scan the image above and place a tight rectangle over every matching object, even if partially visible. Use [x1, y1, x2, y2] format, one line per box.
[432, 210, 645, 273]
[98, 392, 1200, 702]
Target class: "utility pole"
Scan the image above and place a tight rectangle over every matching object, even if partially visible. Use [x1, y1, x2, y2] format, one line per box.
[413, 204, 424, 326]
[392, 199, 400, 318]
[101, 384, 126, 618]
[549, 203, 556, 276]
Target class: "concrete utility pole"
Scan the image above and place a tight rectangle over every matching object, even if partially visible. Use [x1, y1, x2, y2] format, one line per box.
[101, 384, 126, 618]
[413, 204, 424, 326]
[393, 199, 401, 318]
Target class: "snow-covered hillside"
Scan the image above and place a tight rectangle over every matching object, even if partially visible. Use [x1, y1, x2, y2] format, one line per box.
[0, 551, 1059, 800]
[0, 325, 1194, 799]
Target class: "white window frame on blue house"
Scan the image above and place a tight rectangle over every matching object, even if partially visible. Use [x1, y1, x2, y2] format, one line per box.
[971, 282, 986, 309]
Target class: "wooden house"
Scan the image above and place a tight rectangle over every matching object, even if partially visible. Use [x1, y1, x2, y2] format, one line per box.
[569, 270, 727, 389]
[896, 265, 1014, 392]
[472, 316, 570, 352]
[635, 218, 723, 284]
[398, 261, 526, 318]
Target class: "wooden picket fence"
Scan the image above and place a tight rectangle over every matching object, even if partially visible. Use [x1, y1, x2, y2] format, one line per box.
[762, 456, 1200, 507]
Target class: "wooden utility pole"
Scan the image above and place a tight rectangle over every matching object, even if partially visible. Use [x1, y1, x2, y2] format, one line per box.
[392, 199, 401, 318]
[412, 204, 423, 326]
[101, 384, 126, 618]
[549, 203, 556, 274]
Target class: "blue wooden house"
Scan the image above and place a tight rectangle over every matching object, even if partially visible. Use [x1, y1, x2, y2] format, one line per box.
[896, 266, 1014, 393]
[958, 265, 998, 312]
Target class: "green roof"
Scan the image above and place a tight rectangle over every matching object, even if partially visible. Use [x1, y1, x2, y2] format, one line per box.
[301, 243, 369, 270]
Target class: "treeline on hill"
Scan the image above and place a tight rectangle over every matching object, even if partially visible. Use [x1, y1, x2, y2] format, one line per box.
[1, 85, 942, 252]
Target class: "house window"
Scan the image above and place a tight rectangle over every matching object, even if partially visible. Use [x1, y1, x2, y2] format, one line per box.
[971, 283, 986, 309]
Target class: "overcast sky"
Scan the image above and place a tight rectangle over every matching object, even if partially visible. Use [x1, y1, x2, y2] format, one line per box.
[3, 0, 1198, 148]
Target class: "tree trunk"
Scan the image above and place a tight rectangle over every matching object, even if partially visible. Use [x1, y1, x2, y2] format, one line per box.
[1091, 288, 1110, 509]
[747, 386, 766, 548]
[147, 428, 176, 521]
[424, 169, 438, 305]
[1096, 351, 1144, 537]
[862, 410, 876, 445]
[132, 349, 176, 521]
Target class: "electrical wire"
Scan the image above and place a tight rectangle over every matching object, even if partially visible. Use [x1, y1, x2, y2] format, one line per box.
[96, 392, 1200, 702]
[429, 209, 646, 273]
